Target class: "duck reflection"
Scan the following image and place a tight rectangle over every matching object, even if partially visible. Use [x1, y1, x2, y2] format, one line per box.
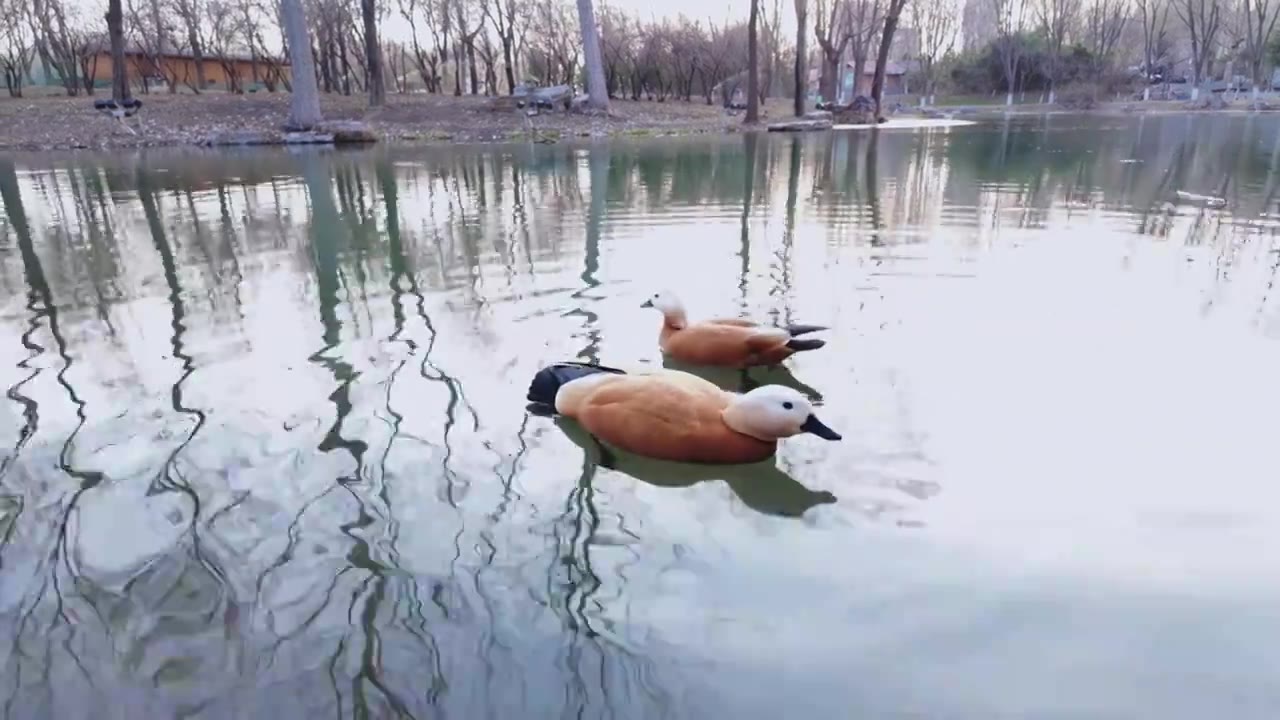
[660, 355, 824, 401]
[534, 409, 835, 519]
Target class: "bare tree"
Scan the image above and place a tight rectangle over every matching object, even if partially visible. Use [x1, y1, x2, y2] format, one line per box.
[172, 0, 208, 90]
[513, 4, 762, 105]
[598, 6, 633, 97]
[577, 0, 609, 109]
[477, 27, 498, 92]
[107, 0, 131, 102]
[399, 0, 444, 91]
[69, 34, 100, 94]
[1241, 0, 1280, 96]
[912, 0, 957, 104]
[204, 0, 245, 91]
[747, 0, 760, 121]
[126, 0, 173, 93]
[0, 0, 35, 97]
[281, 0, 323, 127]
[794, 0, 807, 114]
[527, 0, 577, 85]
[362, 0, 386, 104]
[993, 0, 1029, 105]
[382, 41, 403, 91]
[244, 0, 287, 90]
[813, 0, 852, 101]
[1083, 0, 1130, 86]
[32, 0, 85, 95]
[1172, 0, 1222, 96]
[1038, 0, 1082, 102]
[761, 0, 783, 99]
[483, 0, 524, 93]
[847, 0, 885, 100]
[870, 0, 907, 116]
[697, 19, 734, 104]
[452, 0, 484, 94]
[1136, 0, 1170, 98]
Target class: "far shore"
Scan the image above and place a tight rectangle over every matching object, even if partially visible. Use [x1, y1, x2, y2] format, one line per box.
[1, 91, 1275, 152]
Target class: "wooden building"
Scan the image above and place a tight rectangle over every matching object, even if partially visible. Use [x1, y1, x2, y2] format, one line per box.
[87, 48, 290, 92]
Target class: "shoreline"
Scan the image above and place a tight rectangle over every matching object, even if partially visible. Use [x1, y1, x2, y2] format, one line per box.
[1, 92, 1275, 152]
[0, 93, 740, 152]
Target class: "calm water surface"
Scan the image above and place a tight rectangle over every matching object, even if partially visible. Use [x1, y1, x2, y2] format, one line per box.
[1, 114, 1279, 719]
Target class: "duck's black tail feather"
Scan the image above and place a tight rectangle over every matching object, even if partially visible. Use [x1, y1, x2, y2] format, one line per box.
[786, 338, 826, 352]
[526, 362, 626, 407]
[786, 323, 828, 337]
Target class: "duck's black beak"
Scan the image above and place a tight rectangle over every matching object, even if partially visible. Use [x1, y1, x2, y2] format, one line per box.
[801, 414, 842, 441]
[640, 299, 654, 308]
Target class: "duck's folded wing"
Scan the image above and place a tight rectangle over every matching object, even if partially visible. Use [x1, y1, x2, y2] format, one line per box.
[706, 317, 758, 328]
[742, 327, 793, 351]
[575, 380, 711, 459]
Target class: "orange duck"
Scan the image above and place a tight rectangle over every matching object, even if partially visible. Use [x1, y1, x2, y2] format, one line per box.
[526, 361, 841, 464]
[640, 290, 829, 368]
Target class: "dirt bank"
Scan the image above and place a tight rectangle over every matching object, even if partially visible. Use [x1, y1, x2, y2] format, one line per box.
[0, 92, 745, 151]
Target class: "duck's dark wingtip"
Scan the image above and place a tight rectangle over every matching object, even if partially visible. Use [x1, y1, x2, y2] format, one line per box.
[786, 338, 826, 352]
[786, 324, 829, 337]
[526, 361, 627, 406]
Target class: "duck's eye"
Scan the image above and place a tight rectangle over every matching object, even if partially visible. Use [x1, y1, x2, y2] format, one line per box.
[782, 401, 794, 410]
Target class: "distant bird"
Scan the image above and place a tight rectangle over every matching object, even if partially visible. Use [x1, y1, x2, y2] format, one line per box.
[641, 290, 829, 368]
[526, 361, 841, 465]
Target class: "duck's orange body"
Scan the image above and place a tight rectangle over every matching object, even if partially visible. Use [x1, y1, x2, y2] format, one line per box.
[558, 372, 777, 464]
[642, 291, 828, 368]
[660, 318, 803, 368]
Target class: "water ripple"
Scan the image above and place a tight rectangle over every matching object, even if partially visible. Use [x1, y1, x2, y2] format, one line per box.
[0, 117, 1279, 718]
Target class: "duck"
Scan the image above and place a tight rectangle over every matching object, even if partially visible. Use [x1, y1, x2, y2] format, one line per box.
[526, 361, 841, 465]
[640, 290, 828, 368]
[549, 413, 837, 518]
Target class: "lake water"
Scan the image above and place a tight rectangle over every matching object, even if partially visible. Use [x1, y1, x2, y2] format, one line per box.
[1, 113, 1279, 719]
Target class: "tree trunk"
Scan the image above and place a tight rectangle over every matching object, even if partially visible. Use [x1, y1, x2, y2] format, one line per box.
[467, 41, 479, 94]
[106, 0, 129, 103]
[453, 43, 463, 95]
[746, 0, 760, 123]
[576, 0, 609, 110]
[819, 53, 838, 102]
[316, 38, 332, 93]
[870, 0, 906, 119]
[502, 38, 516, 93]
[361, 0, 385, 106]
[280, 0, 323, 129]
[793, 0, 807, 116]
[187, 26, 206, 91]
[337, 32, 352, 95]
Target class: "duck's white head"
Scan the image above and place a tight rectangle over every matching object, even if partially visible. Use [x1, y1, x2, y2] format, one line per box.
[722, 386, 842, 442]
[640, 290, 687, 328]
